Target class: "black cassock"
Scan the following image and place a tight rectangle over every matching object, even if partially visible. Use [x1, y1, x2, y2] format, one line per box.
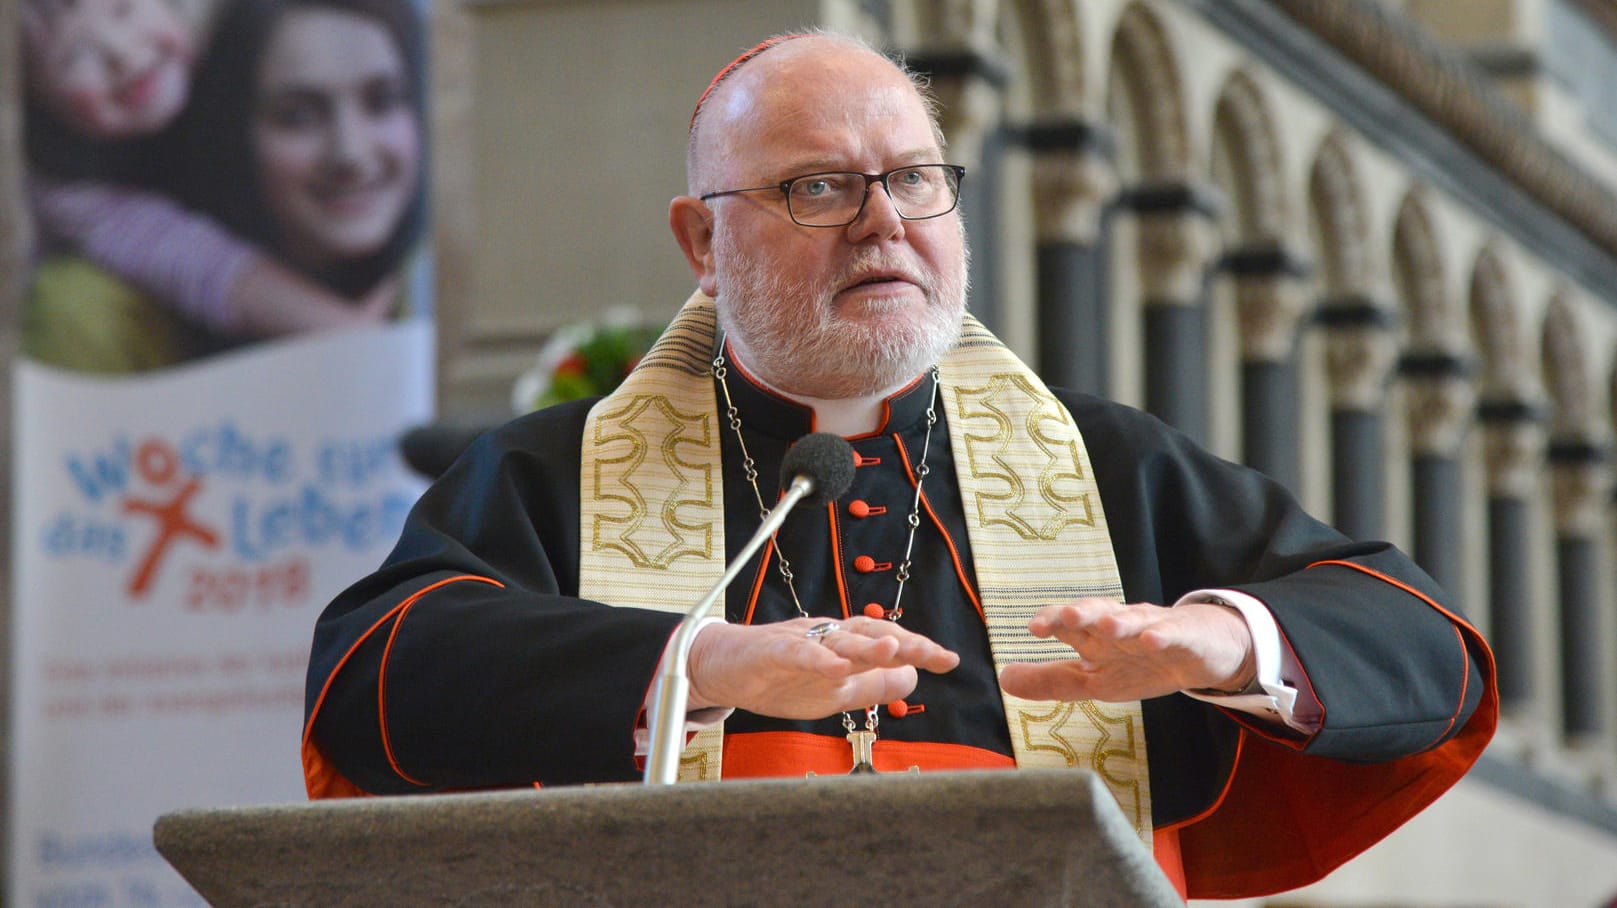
[305, 364, 1495, 898]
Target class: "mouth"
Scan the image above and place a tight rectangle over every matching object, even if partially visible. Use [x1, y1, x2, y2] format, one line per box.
[839, 270, 919, 294]
[313, 178, 400, 217]
[115, 64, 165, 111]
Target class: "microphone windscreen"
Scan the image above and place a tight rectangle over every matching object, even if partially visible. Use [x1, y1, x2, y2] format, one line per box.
[780, 432, 857, 505]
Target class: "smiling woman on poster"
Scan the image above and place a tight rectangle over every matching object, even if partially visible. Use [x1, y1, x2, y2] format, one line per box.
[21, 0, 428, 373]
[169, 0, 427, 309]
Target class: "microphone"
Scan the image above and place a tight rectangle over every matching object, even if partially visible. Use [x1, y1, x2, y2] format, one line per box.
[776, 431, 859, 507]
[644, 432, 857, 784]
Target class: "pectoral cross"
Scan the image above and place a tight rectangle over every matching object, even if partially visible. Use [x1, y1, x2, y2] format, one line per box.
[847, 729, 878, 774]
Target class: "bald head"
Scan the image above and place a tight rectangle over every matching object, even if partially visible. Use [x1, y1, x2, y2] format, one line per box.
[667, 30, 969, 400]
[685, 32, 945, 195]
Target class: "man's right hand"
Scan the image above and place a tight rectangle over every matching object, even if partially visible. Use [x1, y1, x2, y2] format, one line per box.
[685, 617, 959, 718]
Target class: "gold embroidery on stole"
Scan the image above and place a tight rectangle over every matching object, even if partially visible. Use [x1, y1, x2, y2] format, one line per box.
[940, 319, 1153, 846]
[580, 294, 725, 781]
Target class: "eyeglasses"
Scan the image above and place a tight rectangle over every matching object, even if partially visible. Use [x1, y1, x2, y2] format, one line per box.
[699, 164, 966, 228]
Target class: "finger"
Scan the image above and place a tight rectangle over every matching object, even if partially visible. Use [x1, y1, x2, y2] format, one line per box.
[998, 661, 1094, 702]
[1093, 604, 1169, 641]
[854, 629, 959, 672]
[909, 644, 961, 673]
[775, 624, 907, 679]
[835, 615, 920, 638]
[1025, 603, 1074, 637]
[772, 632, 856, 677]
[821, 633, 958, 674]
[824, 619, 959, 672]
[834, 666, 920, 710]
[1026, 599, 1116, 637]
[818, 631, 901, 669]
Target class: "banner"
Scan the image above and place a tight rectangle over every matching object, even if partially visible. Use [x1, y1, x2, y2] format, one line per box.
[11, 328, 432, 905]
[11, 0, 434, 903]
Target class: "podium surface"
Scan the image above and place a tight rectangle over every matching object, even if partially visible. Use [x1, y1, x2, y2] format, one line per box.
[154, 769, 1180, 906]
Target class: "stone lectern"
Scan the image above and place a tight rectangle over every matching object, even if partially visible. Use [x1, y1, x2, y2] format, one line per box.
[154, 769, 1181, 907]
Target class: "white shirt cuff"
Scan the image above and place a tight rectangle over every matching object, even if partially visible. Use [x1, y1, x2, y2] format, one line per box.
[1174, 590, 1320, 734]
[633, 617, 734, 755]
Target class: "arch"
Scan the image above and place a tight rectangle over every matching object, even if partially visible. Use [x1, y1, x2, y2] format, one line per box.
[1392, 191, 1457, 348]
[1542, 292, 1595, 436]
[888, 0, 1009, 172]
[1211, 69, 1289, 241]
[1308, 131, 1372, 295]
[1008, 0, 1085, 116]
[1108, 1, 1192, 179]
[894, 0, 997, 45]
[1467, 244, 1532, 397]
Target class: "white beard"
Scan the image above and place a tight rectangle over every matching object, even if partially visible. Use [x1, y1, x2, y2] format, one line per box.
[712, 223, 970, 399]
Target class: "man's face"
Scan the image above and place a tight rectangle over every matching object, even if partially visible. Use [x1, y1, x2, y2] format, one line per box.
[701, 44, 968, 399]
[24, 0, 195, 139]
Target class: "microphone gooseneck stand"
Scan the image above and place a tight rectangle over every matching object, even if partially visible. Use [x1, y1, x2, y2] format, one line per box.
[643, 432, 855, 784]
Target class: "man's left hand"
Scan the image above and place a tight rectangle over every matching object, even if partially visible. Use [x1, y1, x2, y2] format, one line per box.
[997, 598, 1256, 703]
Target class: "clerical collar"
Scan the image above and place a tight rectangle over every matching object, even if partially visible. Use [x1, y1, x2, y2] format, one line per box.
[716, 339, 936, 440]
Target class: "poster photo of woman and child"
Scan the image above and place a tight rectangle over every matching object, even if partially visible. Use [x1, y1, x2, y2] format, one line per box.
[18, 0, 428, 375]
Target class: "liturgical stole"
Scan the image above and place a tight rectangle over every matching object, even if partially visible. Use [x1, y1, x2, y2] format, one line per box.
[579, 293, 1152, 845]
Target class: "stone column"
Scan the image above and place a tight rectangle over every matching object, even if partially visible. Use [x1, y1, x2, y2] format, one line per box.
[1119, 182, 1222, 446]
[904, 43, 1007, 327]
[1318, 295, 1398, 540]
[1548, 439, 1611, 743]
[1225, 243, 1313, 493]
[1025, 120, 1117, 394]
[1478, 401, 1546, 711]
[903, 41, 1006, 176]
[1402, 354, 1477, 603]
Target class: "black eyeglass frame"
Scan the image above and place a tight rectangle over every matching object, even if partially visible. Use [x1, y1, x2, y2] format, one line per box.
[698, 164, 967, 227]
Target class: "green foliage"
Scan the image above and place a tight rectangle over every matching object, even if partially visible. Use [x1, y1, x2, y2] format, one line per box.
[520, 321, 665, 410]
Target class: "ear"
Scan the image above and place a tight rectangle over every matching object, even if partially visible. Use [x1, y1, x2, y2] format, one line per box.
[669, 196, 719, 298]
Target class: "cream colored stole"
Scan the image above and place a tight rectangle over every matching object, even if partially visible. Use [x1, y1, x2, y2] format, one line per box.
[579, 293, 1151, 844]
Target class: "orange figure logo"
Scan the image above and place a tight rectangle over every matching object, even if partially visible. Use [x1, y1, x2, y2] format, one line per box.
[121, 439, 220, 597]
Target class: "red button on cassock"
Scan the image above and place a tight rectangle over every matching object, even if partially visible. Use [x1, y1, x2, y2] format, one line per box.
[886, 699, 924, 718]
[852, 555, 891, 573]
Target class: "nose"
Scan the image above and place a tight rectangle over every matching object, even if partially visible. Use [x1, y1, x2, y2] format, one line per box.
[845, 179, 906, 242]
[326, 102, 371, 169]
[101, 24, 150, 78]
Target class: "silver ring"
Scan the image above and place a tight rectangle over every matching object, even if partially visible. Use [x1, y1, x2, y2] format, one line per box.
[804, 620, 841, 640]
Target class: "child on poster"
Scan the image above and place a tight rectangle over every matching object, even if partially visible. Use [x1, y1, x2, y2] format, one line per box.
[18, 0, 418, 374]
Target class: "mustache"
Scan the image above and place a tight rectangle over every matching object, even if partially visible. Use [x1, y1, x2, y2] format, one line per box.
[832, 251, 928, 292]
